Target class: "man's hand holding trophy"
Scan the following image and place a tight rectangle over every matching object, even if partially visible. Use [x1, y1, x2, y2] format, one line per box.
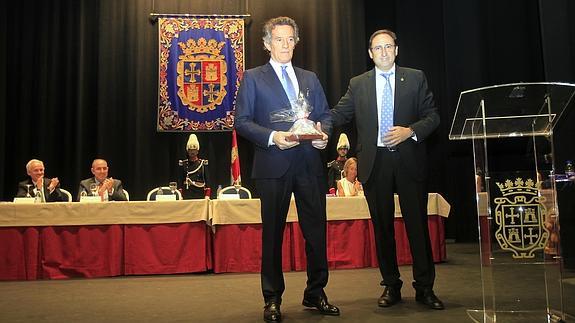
[269, 93, 327, 148]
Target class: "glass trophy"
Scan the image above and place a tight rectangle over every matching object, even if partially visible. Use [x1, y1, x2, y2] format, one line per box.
[270, 93, 324, 141]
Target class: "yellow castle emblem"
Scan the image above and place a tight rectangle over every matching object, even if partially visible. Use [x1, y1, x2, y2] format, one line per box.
[493, 177, 549, 259]
[176, 37, 228, 113]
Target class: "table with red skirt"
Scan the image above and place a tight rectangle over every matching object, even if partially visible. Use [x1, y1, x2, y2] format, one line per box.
[0, 194, 450, 280]
[211, 194, 450, 273]
[0, 200, 211, 280]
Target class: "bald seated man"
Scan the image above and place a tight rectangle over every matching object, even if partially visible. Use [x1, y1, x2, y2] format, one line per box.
[16, 159, 66, 202]
[77, 159, 127, 201]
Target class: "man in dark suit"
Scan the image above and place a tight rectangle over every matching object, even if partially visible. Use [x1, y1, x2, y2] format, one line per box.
[77, 159, 127, 201]
[235, 16, 339, 322]
[331, 29, 443, 310]
[16, 159, 65, 202]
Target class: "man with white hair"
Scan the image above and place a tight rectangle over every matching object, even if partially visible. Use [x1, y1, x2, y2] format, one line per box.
[179, 133, 209, 199]
[16, 159, 65, 202]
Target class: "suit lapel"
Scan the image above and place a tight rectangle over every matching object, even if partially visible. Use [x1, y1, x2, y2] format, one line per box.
[366, 69, 378, 134]
[394, 66, 407, 121]
[85, 178, 96, 191]
[294, 67, 306, 99]
[261, 63, 291, 106]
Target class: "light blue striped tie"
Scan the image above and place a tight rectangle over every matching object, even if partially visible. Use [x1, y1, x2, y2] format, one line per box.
[281, 65, 297, 102]
[380, 72, 394, 144]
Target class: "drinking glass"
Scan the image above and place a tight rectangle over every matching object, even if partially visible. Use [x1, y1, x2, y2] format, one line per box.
[89, 183, 98, 196]
[25, 184, 32, 198]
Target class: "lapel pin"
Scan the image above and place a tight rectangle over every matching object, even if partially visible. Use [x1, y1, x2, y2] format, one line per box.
[400, 77, 405, 82]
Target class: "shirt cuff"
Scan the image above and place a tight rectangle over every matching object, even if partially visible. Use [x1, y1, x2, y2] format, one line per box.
[268, 131, 276, 146]
[410, 128, 418, 141]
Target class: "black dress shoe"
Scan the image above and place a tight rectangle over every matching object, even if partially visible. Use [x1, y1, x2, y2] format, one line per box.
[263, 302, 282, 322]
[302, 295, 340, 316]
[378, 285, 402, 307]
[415, 289, 445, 310]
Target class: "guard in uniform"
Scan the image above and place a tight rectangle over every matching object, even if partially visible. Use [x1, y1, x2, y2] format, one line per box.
[327, 133, 350, 193]
[179, 134, 209, 199]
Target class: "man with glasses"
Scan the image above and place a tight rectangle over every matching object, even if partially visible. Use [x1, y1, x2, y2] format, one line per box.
[331, 29, 443, 310]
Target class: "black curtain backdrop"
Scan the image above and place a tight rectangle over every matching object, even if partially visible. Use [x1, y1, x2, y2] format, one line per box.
[1, 0, 574, 242]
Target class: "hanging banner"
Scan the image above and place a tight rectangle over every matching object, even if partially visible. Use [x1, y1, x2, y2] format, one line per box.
[157, 17, 244, 131]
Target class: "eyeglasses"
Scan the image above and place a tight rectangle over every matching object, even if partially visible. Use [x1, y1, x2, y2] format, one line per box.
[370, 44, 396, 52]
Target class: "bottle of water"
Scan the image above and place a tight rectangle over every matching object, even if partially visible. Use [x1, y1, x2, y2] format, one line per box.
[216, 185, 222, 198]
[157, 187, 164, 195]
[566, 160, 575, 177]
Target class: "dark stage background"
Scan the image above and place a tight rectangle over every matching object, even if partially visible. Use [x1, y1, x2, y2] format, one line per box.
[1, 0, 574, 242]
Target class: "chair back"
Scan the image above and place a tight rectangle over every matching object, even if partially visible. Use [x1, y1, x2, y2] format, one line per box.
[218, 186, 252, 199]
[146, 187, 182, 201]
[122, 189, 130, 201]
[60, 189, 73, 202]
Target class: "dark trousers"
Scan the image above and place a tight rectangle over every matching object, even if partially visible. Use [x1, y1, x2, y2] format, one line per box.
[256, 162, 329, 304]
[364, 148, 435, 290]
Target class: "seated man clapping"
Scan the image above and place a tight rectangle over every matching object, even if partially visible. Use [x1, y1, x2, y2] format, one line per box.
[77, 159, 127, 201]
[16, 159, 66, 202]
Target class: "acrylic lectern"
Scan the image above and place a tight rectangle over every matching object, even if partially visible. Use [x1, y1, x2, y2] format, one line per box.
[449, 82, 575, 322]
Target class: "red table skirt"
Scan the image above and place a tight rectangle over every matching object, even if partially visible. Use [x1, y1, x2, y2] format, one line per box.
[41, 225, 124, 279]
[0, 227, 41, 280]
[213, 216, 446, 273]
[212, 224, 292, 273]
[124, 223, 212, 275]
[0, 222, 211, 280]
[1, 217, 445, 279]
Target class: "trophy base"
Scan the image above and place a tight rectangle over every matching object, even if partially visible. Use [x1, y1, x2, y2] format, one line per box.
[286, 134, 324, 142]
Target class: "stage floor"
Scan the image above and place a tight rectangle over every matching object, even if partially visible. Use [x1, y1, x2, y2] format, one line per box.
[0, 242, 573, 323]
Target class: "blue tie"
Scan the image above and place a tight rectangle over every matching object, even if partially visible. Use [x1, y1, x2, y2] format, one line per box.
[281, 65, 297, 102]
[380, 72, 394, 144]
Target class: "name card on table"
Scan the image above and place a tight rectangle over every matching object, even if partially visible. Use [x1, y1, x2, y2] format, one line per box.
[13, 197, 36, 204]
[80, 196, 102, 203]
[155, 194, 177, 201]
[219, 193, 240, 200]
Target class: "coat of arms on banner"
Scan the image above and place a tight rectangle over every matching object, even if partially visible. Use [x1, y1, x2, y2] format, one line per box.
[494, 177, 550, 259]
[177, 38, 228, 113]
[157, 18, 244, 131]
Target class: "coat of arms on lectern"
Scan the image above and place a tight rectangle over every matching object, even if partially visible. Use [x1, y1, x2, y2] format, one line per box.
[494, 177, 550, 259]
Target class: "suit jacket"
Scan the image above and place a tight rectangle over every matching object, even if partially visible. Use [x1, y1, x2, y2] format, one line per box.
[16, 178, 66, 202]
[77, 177, 127, 201]
[332, 66, 439, 183]
[235, 62, 332, 179]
